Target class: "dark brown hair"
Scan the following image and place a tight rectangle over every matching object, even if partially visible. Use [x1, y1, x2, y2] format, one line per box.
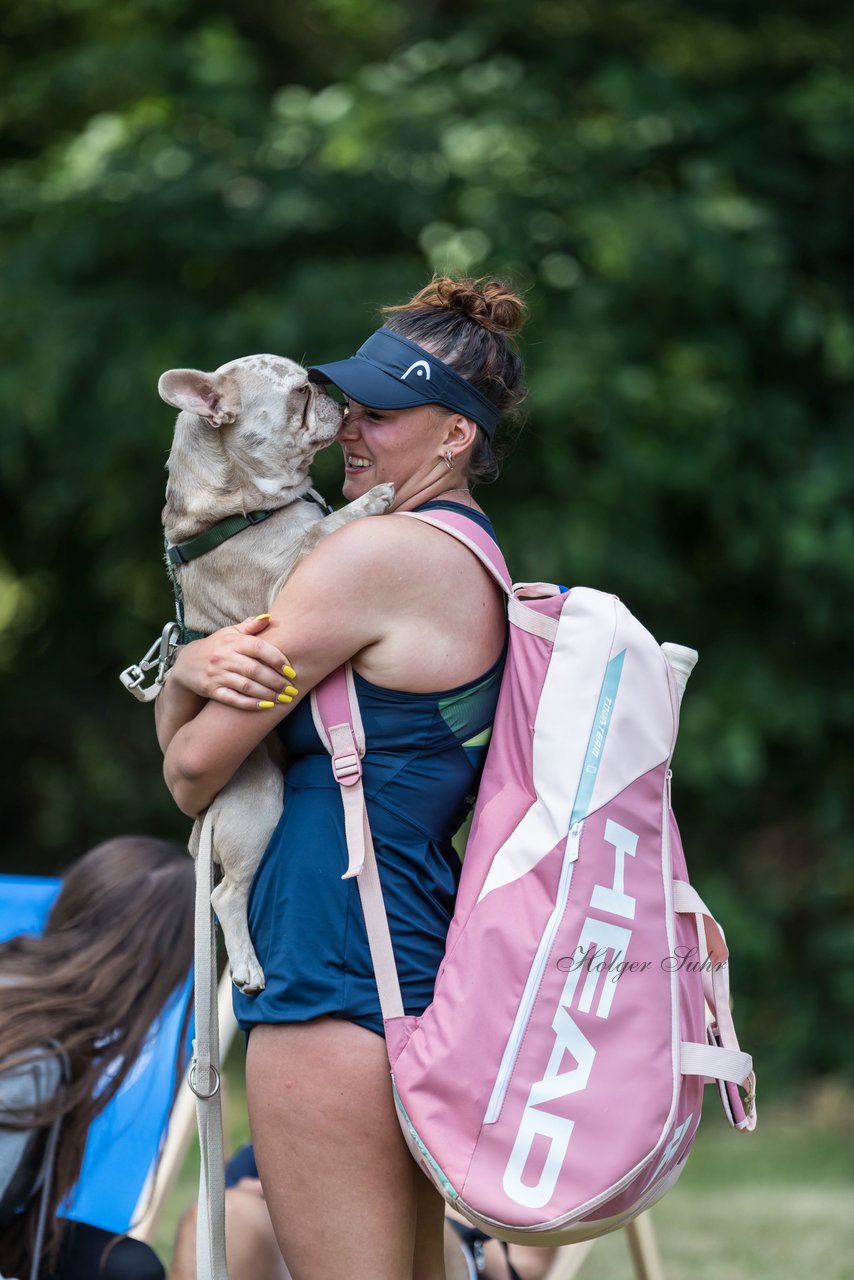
[0, 836, 194, 1276]
[382, 274, 528, 482]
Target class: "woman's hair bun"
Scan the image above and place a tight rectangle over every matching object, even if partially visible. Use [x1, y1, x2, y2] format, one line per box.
[392, 274, 527, 337]
[380, 272, 529, 479]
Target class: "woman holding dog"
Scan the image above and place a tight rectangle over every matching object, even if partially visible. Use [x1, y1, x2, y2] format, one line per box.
[156, 276, 527, 1280]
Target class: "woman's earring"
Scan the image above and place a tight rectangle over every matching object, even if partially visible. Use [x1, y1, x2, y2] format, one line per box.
[443, 451, 454, 470]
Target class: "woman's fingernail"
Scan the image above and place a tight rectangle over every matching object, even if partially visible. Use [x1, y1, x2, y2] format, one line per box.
[282, 664, 297, 679]
[255, 613, 271, 621]
[257, 700, 275, 710]
[283, 684, 298, 697]
[277, 693, 293, 704]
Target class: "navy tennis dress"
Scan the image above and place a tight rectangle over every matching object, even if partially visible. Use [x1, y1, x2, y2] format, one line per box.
[233, 502, 505, 1037]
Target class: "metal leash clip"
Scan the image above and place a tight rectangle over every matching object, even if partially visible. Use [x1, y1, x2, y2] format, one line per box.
[187, 1059, 221, 1100]
[119, 621, 182, 702]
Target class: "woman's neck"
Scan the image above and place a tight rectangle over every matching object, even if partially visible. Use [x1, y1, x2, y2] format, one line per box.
[421, 486, 480, 512]
[395, 480, 478, 513]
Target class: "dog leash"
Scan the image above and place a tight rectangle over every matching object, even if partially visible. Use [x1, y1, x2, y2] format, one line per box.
[188, 808, 229, 1280]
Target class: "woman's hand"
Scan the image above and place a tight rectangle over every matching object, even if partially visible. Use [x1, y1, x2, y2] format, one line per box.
[171, 614, 299, 711]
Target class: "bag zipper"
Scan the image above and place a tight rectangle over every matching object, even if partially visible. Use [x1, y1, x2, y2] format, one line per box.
[481, 769, 683, 1223]
[483, 821, 583, 1125]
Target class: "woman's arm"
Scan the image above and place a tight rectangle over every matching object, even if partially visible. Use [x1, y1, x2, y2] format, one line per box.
[163, 519, 395, 817]
[155, 678, 205, 756]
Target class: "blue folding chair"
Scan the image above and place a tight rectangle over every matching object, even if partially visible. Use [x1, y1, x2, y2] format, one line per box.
[0, 873, 193, 1236]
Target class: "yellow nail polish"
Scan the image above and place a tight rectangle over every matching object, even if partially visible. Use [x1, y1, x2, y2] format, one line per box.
[257, 700, 275, 710]
[282, 664, 297, 679]
[255, 613, 271, 621]
[277, 693, 293, 704]
[283, 685, 298, 697]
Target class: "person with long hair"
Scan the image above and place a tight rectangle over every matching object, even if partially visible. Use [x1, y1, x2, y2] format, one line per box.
[155, 275, 527, 1279]
[0, 835, 194, 1280]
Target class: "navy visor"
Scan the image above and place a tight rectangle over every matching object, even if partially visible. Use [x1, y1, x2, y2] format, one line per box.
[307, 328, 501, 439]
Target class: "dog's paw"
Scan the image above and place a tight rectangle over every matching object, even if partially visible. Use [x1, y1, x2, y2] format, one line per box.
[361, 482, 395, 515]
[229, 947, 265, 993]
[230, 954, 266, 996]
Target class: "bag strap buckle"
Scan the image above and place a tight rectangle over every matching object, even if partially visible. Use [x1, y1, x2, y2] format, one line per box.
[331, 749, 362, 785]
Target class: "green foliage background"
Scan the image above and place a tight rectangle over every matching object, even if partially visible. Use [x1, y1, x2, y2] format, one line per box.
[1, 0, 852, 1085]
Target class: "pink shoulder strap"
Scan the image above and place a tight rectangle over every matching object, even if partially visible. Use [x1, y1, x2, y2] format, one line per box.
[399, 508, 512, 594]
[310, 663, 405, 1023]
[310, 504, 510, 1032]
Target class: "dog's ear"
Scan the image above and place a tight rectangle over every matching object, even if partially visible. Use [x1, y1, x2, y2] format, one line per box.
[158, 369, 241, 427]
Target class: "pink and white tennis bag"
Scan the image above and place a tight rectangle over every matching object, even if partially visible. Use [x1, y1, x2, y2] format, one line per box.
[314, 508, 756, 1245]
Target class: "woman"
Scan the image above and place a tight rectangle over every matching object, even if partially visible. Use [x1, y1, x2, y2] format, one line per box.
[0, 835, 194, 1280]
[156, 276, 527, 1280]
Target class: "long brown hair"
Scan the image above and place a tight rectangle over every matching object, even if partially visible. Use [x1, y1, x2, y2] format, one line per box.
[382, 274, 528, 481]
[0, 836, 194, 1276]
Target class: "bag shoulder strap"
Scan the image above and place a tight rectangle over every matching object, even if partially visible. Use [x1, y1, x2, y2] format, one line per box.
[673, 880, 757, 1131]
[399, 508, 512, 594]
[310, 668, 405, 1024]
[311, 507, 508, 1026]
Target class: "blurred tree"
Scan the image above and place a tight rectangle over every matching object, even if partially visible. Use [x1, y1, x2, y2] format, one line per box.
[1, 0, 851, 1083]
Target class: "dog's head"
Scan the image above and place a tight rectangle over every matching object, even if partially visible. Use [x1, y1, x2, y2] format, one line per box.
[159, 354, 343, 503]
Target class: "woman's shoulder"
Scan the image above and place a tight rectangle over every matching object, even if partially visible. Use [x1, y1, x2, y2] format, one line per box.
[299, 507, 454, 572]
[285, 503, 495, 612]
[278, 513, 423, 623]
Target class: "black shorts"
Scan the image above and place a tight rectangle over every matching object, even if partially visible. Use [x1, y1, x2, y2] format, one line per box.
[49, 1221, 164, 1280]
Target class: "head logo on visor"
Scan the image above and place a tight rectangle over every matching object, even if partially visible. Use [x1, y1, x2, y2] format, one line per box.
[308, 328, 500, 439]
